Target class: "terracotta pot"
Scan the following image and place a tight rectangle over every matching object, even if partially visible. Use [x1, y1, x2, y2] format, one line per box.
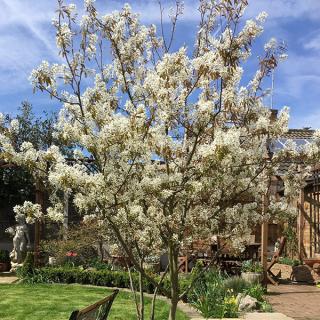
[241, 272, 263, 284]
[0, 262, 10, 272]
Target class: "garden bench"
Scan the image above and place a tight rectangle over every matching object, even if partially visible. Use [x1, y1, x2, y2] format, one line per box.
[69, 289, 119, 320]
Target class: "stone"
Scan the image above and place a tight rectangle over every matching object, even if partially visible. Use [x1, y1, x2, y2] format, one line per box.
[291, 264, 320, 283]
[237, 294, 258, 312]
[312, 262, 320, 273]
[5, 214, 31, 271]
[270, 263, 292, 280]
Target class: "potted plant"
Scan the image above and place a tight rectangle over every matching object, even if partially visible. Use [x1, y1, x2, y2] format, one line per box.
[241, 259, 263, 284]
[0, 250, 11, 272]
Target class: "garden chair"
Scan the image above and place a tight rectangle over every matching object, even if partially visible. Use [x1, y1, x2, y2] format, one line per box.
[69, 289, 119, 320]
[267, 236, 286, 285]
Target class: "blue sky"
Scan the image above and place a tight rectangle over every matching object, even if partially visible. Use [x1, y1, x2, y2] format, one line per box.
[0, 0, 319, 129]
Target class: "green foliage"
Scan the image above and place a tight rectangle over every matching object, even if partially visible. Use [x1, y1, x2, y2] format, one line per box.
[278, 257, 301, 266]
[259, 301, 273, 312]
[188, 268, 239, 318]
[283, 220, 299, 259]
[17, 266, 191, 298]
[241, 260, 263, 273]
[41, 223, 104, 267]
[86, 258, 113, 270]
[223, 276, 251, 295]
[16, 252, 35, 279]
[0, 250, 10, 263]
[243, 284, 266, 302]
[189, 269, 270, 318]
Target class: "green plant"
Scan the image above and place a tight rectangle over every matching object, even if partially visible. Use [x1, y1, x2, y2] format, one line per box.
[259, 301, 273, 312]
[283, 221, 299, 259]
[41, 225, 100, 267]
[86, 258, 113, 270]
[244, 284, 266, 302]
[241, 260, 263, 273]
[0, 250, 10, 263]
[16, 252, 35, 279]
[16, 265, 190, 298]
[223, 276, 250, 295]
[278, 257, 301, 266]
[189, 268, 239, 318]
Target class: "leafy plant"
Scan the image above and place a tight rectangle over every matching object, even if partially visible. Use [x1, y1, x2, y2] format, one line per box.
[223, 276, 250, 295]
[241, 260, 263, 273]
[16, 252, 35, 279]
[259, 301, 273, 312]
[189, 268, 239, 318]
[278, 257, 301, 266]
[244, 284, 266, 302]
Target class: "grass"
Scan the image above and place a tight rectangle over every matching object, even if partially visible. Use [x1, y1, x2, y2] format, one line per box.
[0, 284, 189, 320]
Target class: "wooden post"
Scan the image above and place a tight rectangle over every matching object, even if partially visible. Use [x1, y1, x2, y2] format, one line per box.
[35, 181, 44, 267]
[261, 194, 269, 286]
[63, 191, 69, 240]
[298, 189, 305, 260]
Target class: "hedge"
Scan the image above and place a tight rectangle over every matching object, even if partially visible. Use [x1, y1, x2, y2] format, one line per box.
[20, 267, 192, 299]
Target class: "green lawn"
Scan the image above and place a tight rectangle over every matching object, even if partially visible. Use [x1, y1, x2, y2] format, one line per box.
[0, 284, 189, 320]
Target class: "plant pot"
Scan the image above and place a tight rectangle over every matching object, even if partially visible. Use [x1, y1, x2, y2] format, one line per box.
[0, 262, 10, 272]
[241, 272, 262, 284]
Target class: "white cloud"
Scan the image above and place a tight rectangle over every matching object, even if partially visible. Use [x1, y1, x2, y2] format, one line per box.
[245, 0, 320, 21]
[304, 33, 320, 51]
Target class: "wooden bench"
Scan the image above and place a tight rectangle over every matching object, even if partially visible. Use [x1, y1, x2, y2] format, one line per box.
[69, 289, 119, 320]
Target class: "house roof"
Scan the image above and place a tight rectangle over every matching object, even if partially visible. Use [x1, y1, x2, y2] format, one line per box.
[281, 128, 315, 139]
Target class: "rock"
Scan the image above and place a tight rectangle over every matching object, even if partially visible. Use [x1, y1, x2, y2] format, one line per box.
[291, 265, 320, 283]
[237, 293, 258, 312]
[270, 263, 293, 280]
[313, 263, 320, 273]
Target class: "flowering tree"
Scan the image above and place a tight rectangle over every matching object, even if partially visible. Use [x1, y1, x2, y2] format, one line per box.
[1, 1, 319, 319]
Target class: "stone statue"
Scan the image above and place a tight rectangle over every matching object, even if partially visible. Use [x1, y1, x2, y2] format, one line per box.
[6, 213, 31, 270]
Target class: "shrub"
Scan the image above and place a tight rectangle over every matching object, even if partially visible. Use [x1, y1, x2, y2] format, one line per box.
[17, 266, 191, 297]
[223, 276, 250, 295]
[278, 257, 301, 266]
[260, 301, 273, 312]
[190, 271, 270, 318]
[241, 260, 263, 273]
[188, 268, 239, 318]
[243, 284, 266, 302]
[16, 252, 35, 279]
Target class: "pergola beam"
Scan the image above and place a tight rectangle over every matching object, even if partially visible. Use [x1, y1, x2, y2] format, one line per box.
[261, 194, 269, 285]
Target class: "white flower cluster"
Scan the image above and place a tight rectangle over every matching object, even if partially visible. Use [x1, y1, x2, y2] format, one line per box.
[13, 201, 42, 224]
[0, 0, 317, 273]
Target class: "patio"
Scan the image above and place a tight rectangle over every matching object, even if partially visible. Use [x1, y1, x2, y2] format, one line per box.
[267, 283, 320, 320]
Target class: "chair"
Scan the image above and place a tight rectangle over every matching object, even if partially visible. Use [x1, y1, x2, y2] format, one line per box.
[267, 236, 286, 285]
[69, 290, 119, 320]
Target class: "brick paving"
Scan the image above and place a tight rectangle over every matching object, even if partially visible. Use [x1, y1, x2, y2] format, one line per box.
[267, 283, 320, 320]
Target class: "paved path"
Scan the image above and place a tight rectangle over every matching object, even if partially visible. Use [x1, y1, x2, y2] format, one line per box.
[267, 283, 320, 320]
[0, 276, 18, 284]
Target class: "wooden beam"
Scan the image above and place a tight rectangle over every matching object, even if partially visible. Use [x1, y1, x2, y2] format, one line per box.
[298, 189, 305, 260]
[261, 194, 269, 286]
[63, 191, 69, 240]
[35, 181, 45, 267]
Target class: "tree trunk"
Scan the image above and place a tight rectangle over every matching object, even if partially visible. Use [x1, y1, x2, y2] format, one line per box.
[139, 261, 145, 320]
[168, 243, 179, 320]
[127, 265, 141, 320]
